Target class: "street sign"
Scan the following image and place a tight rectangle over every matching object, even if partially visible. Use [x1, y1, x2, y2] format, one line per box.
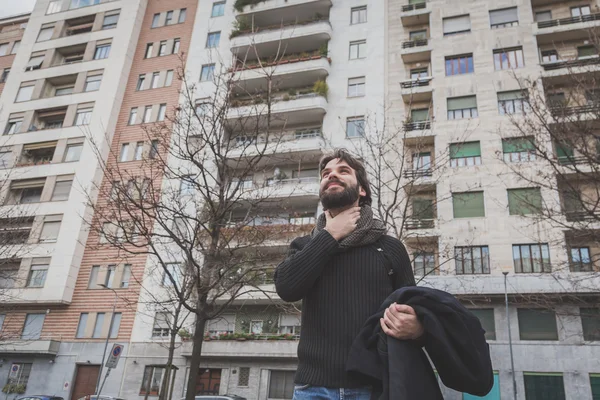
[9, 364, 20, 379]
[105, 344, 124, 369]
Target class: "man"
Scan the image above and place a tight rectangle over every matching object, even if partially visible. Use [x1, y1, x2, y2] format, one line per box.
[274, 149, 422, 400]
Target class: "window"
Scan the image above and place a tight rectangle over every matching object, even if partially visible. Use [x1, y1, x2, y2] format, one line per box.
[212, 1, 226, 17]
[165, 70, 174, 86]
[443, 15, 471, 35]
[503, 137, 535, 162]
[158, 41, 167, 56]
[37, 27, 54, 42]
[52, 179, 73, 201]
[0, 43, 8, 57]
[555, 141, 574, 164]
[578, 45, 597, 59]
[348, 77, 365, 97]
[349, 40, 367, 59]
[513, 244, 551, 273]
[453, 191, 485, 218]
[450, 142, 481, 167]
[157, 104, 167, 121]
[524, 373, 565, 400]
[469, 309, 496, 340]
[489, 7, 518, 28]
[179, 176, 194, 196]
[0, 68, 9, 83]
[143, 106, 153, 123]
[413, 152, 431, 172]
[411, 68, 428, 80]
[178, 8, 187, 23]
[0, 151, 11, 169]
[493, 47, 524, 70]
[445, 54, 473, 76]
[27, 263, 49, 287]
[110, 312, 121, 338]
[206, 32, 221, 48]
[162, 263, 182, 287]
[346, 116, 365, 138]
[414, 252, 435, 276]
[129, 108, 138, 125]
[200, 64, 215, 81]
[102, 13, 119, 30]
[581, 308, 600, 341]
[92, 312, 105, 338]
[0, 262, 19, 289]
[6, 363, 32, 387]
[88, 266, 100, 288]
[22, 313, 45, 339]
[572, 5, 591, 17]
[268, 370, 295, 399]
[16, 86, 34, 102]
[455, 246, 490, 274]
[11, 41, 20, 55]
[351, 6, 367, 24]
[152, 312, 171, 337]
[47, 0, 62, 14]
[55, 86, 74, 96]
[592, 375, 600, 400]
[518, 309, 558, 340]
[71, 0, 102, 9]
[85, 75, 102, 92]
[121, 264, 131, 288]
[5, 118, 23, 135]
[541, 50, 558, 63]
[94, 44, 111, 60]
[535, 10, 552, 22]
[145, 43, 154, 58]
[150, 72, 160, 89]
[508, 188, 542, 215]
[498, 90, 528, 115]
[172, 38, 181, 54]
[75, 108, 92, 125]
[140, 366, 165, 395]
[165, 11, 174, 25]
[238, 367, 250, 387]
[409, 30, 427, 41]
[151, 14, 160, 28]
[119, 143, 130, 162]
[137, 75, 146, 91]
[134, 142, 144, 161]
[150, 140, 159, 159]
[279, 314, 301, 335]
[26, 55, 44, 71]
[570, 247, 592, 272]
[40, 221, 60, 242]
[410, 108, 429, 123]
[206, 314, 235, 335]
[76, 313, 88, 338]
[447, 96, 478, 119]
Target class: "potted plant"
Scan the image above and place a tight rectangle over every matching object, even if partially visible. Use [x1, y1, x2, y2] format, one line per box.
[178, 328, 192, 341]
[319, 43, 328, 57]
[313, 80, 328, 98]
[300, 52, 310, 60]
[2, 384, 26, 395]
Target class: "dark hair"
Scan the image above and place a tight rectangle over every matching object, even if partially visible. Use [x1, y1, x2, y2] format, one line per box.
[319, 148, 372, 206]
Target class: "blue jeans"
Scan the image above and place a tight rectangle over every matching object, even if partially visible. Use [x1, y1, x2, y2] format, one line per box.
[292, 384, 372, 400]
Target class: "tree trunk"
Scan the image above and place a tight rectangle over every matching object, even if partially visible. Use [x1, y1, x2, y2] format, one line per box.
[184, 306, 207, 400]
[158, 332, 178, 400]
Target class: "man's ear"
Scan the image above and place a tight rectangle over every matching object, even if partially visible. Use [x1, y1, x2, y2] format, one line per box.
[359, 186, 367, 197]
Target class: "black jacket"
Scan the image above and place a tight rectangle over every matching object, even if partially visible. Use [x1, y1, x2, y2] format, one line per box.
[346, 286, 494, 400]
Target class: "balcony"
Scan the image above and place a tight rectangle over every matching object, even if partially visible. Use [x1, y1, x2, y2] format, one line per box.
[537, 12, 600, 33]
[404, 218, 435, 230]
[403, 120, 431, 131]
[403, 168, 432, 179]
[400, 77, 432, 102]
[17, 142, 57, 167]
[549, 103, 596, 117]
[401, 39, 432, 63]
[62, 15, 95, 38]
[51, 44, 86, 67]
[181, 337, 297, 358]
[28, 107, 67, 132]
[234, 0, 332, 22]
[246, 177, 320, 200]
[0, 338, 61, 355]
[565, 210, 600, 222]
[400, 1, 430, 27]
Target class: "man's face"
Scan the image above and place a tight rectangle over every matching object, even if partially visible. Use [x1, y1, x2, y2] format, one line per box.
[319, 159, 366, 210]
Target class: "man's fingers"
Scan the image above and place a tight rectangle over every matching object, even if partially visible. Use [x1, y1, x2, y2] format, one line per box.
[395, 304, 416, 315]
[385, 307, 402, 326]
[380, 318, 394, 336]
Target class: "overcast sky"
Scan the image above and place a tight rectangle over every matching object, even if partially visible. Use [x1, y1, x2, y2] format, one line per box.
[0, 0, 36, 19]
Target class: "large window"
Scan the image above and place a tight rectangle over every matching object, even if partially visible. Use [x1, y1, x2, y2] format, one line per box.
[200, 64, 215, 82]
[503, 137, 535, 162]
[572, 5, 591, 17]
[578, 45, 597, 59]
[351, 6, 367, 24]
[94, 44, 111, 60]
[346, 116, 365, 138]
[16, 86, 34, 102]
[518, 309, 558, 340]
[498, 90, 528, 114]
[450, 142, 481, 167]
[75, 108, 93, 125]
[206, 314, 235, 335]
[569, 247, 593, 272]
[581, 308, 600, 341]
[524, 373, 565, 400]
[507, 188, 542, 215]
[414, 252, 436, 276]
[102, 13, 119, 30]
[140, 366, 165, 396]
[110, 312, 121, 338]
[212, 2, 225, 17]
[455, 246, 490, 274]
[412, 152, 431, 173]
[513, 243, 551, 273]
[489, 7, 518, 28]
[40, 221, 61, 242]
[348, 77, 366, 97]
[493, 47, 524, 70]
[22, 313, 45, 339]
[52, 179, 73, 201]
[161, 263, 182, 287]
[92, 312, 105, 338]
[268, 370, 295, 400]
[37, 27, 54, 42]
[592, 374, 600, 400]
[447, 96, 478, 119]
[71, 0, 101, 9]
[410, 108, 429, 122]
[152, 312, 171, 338]
[469, 309, 496, 340]
[206, 32, 221, 48]
[278, 314, 301, 335]
[541, 49, 558, 63]
[85, 75, 102, 92]
[453, 191, 485, 218]
[445, 54, 473, 76]
[76, 313, 88, 338]
[443, 15, 471, 35]
[349, 40, 367, 59]
[26, 263, 49, 287]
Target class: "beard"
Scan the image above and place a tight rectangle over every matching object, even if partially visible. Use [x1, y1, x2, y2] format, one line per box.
[319, 180, 360, 210]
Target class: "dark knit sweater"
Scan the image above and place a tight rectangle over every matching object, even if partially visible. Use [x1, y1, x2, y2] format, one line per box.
[274, 230, 416, 388]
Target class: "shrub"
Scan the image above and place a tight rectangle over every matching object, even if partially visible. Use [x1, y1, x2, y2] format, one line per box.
[313, 80, 328, 98]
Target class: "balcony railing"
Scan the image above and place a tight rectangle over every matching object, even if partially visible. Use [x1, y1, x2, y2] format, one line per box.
[565, 210, 600, 221]
[230, 86, 325, 107]
[403, 121, 431, 131]
[542, 56, 600, 71]
[233, 128, 322, 147]
[550, 104, 597, 116]
[401, 2, 426, 12]
[402, 39, 428, 49]
[231, 50, 328, 72]
[401, 77, 432, 89]
[230, 16, 330, 39]
[538, 12, 600, 29]
[403, 168, 432, 178]
[404, 218, 435, 230]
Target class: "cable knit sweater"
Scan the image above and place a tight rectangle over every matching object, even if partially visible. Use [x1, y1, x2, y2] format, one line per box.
[274, 230, 415, 388]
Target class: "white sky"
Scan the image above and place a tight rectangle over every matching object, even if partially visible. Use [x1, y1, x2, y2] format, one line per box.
[0, 0, 36, 19]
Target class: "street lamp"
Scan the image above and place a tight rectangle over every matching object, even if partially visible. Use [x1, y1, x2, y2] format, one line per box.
[503, 270, 518, 400]
[94, 284, 118, 397]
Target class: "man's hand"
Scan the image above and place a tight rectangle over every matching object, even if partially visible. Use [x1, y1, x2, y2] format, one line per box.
[324, 207, 360, 241]
[380, 304, 424, 340]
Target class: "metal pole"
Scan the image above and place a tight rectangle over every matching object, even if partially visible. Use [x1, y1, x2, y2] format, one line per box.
[97, 367, 112, 398]
[95, 287, 118, 395]
[504, 272, 518, 400]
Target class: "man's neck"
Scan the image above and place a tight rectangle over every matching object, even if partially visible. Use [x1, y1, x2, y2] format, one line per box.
[328, 202, 360, 218]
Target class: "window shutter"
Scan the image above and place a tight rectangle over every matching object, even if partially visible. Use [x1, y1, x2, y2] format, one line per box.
[447, 96, 477, 110]
[412, 199, 434, 219]
[443, 15, 471, 34]
[555, 142, 574, 158]
[450, 141, 481, 158]
[518, 309, 558, 340]
[578, 45, 597, 58]
[453, 192, 485, 218]
[411, 108, 429, 121]
[535, 11, 552, 22]
[40, 221, 61, 241]
[52, 180, 73, 201]
[279, 314, 300, 327]
[498, 90, 525, 101]
[508, 188, 542, 215]
[524, 374, 565, 400]
[409, 0, 425, 4]
[503, 137, 534, 153]
[490, 7, 518, 25]
[11, 178, 45, 190]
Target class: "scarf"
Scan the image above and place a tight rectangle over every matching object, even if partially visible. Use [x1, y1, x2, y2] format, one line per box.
[311, 206, 386, 248]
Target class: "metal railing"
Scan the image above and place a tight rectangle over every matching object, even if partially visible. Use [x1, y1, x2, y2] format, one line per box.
[403, 168, 432, 178]
[404, 218, 435, 230]
[400, 77, 432, 89]
[565, 211, 600, 221]
[542, 56, 600, 71]
[402, 39, 428, 49]
[403, 121, 431, 131]
[549, 104, 597, 116]
[538, 12, 600, 29]
[401, 2, 427, 12]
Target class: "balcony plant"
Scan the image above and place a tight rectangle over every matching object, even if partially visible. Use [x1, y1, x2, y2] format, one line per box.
[178, 328, 192, 341]
[319, 43, 328, 57]
[2, 384, 26, 395]
[313, 80, 328, 98]
[233, 0, 267, 12]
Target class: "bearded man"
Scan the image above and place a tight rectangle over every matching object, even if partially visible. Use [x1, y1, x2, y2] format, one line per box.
[274, 149, 422, 400]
